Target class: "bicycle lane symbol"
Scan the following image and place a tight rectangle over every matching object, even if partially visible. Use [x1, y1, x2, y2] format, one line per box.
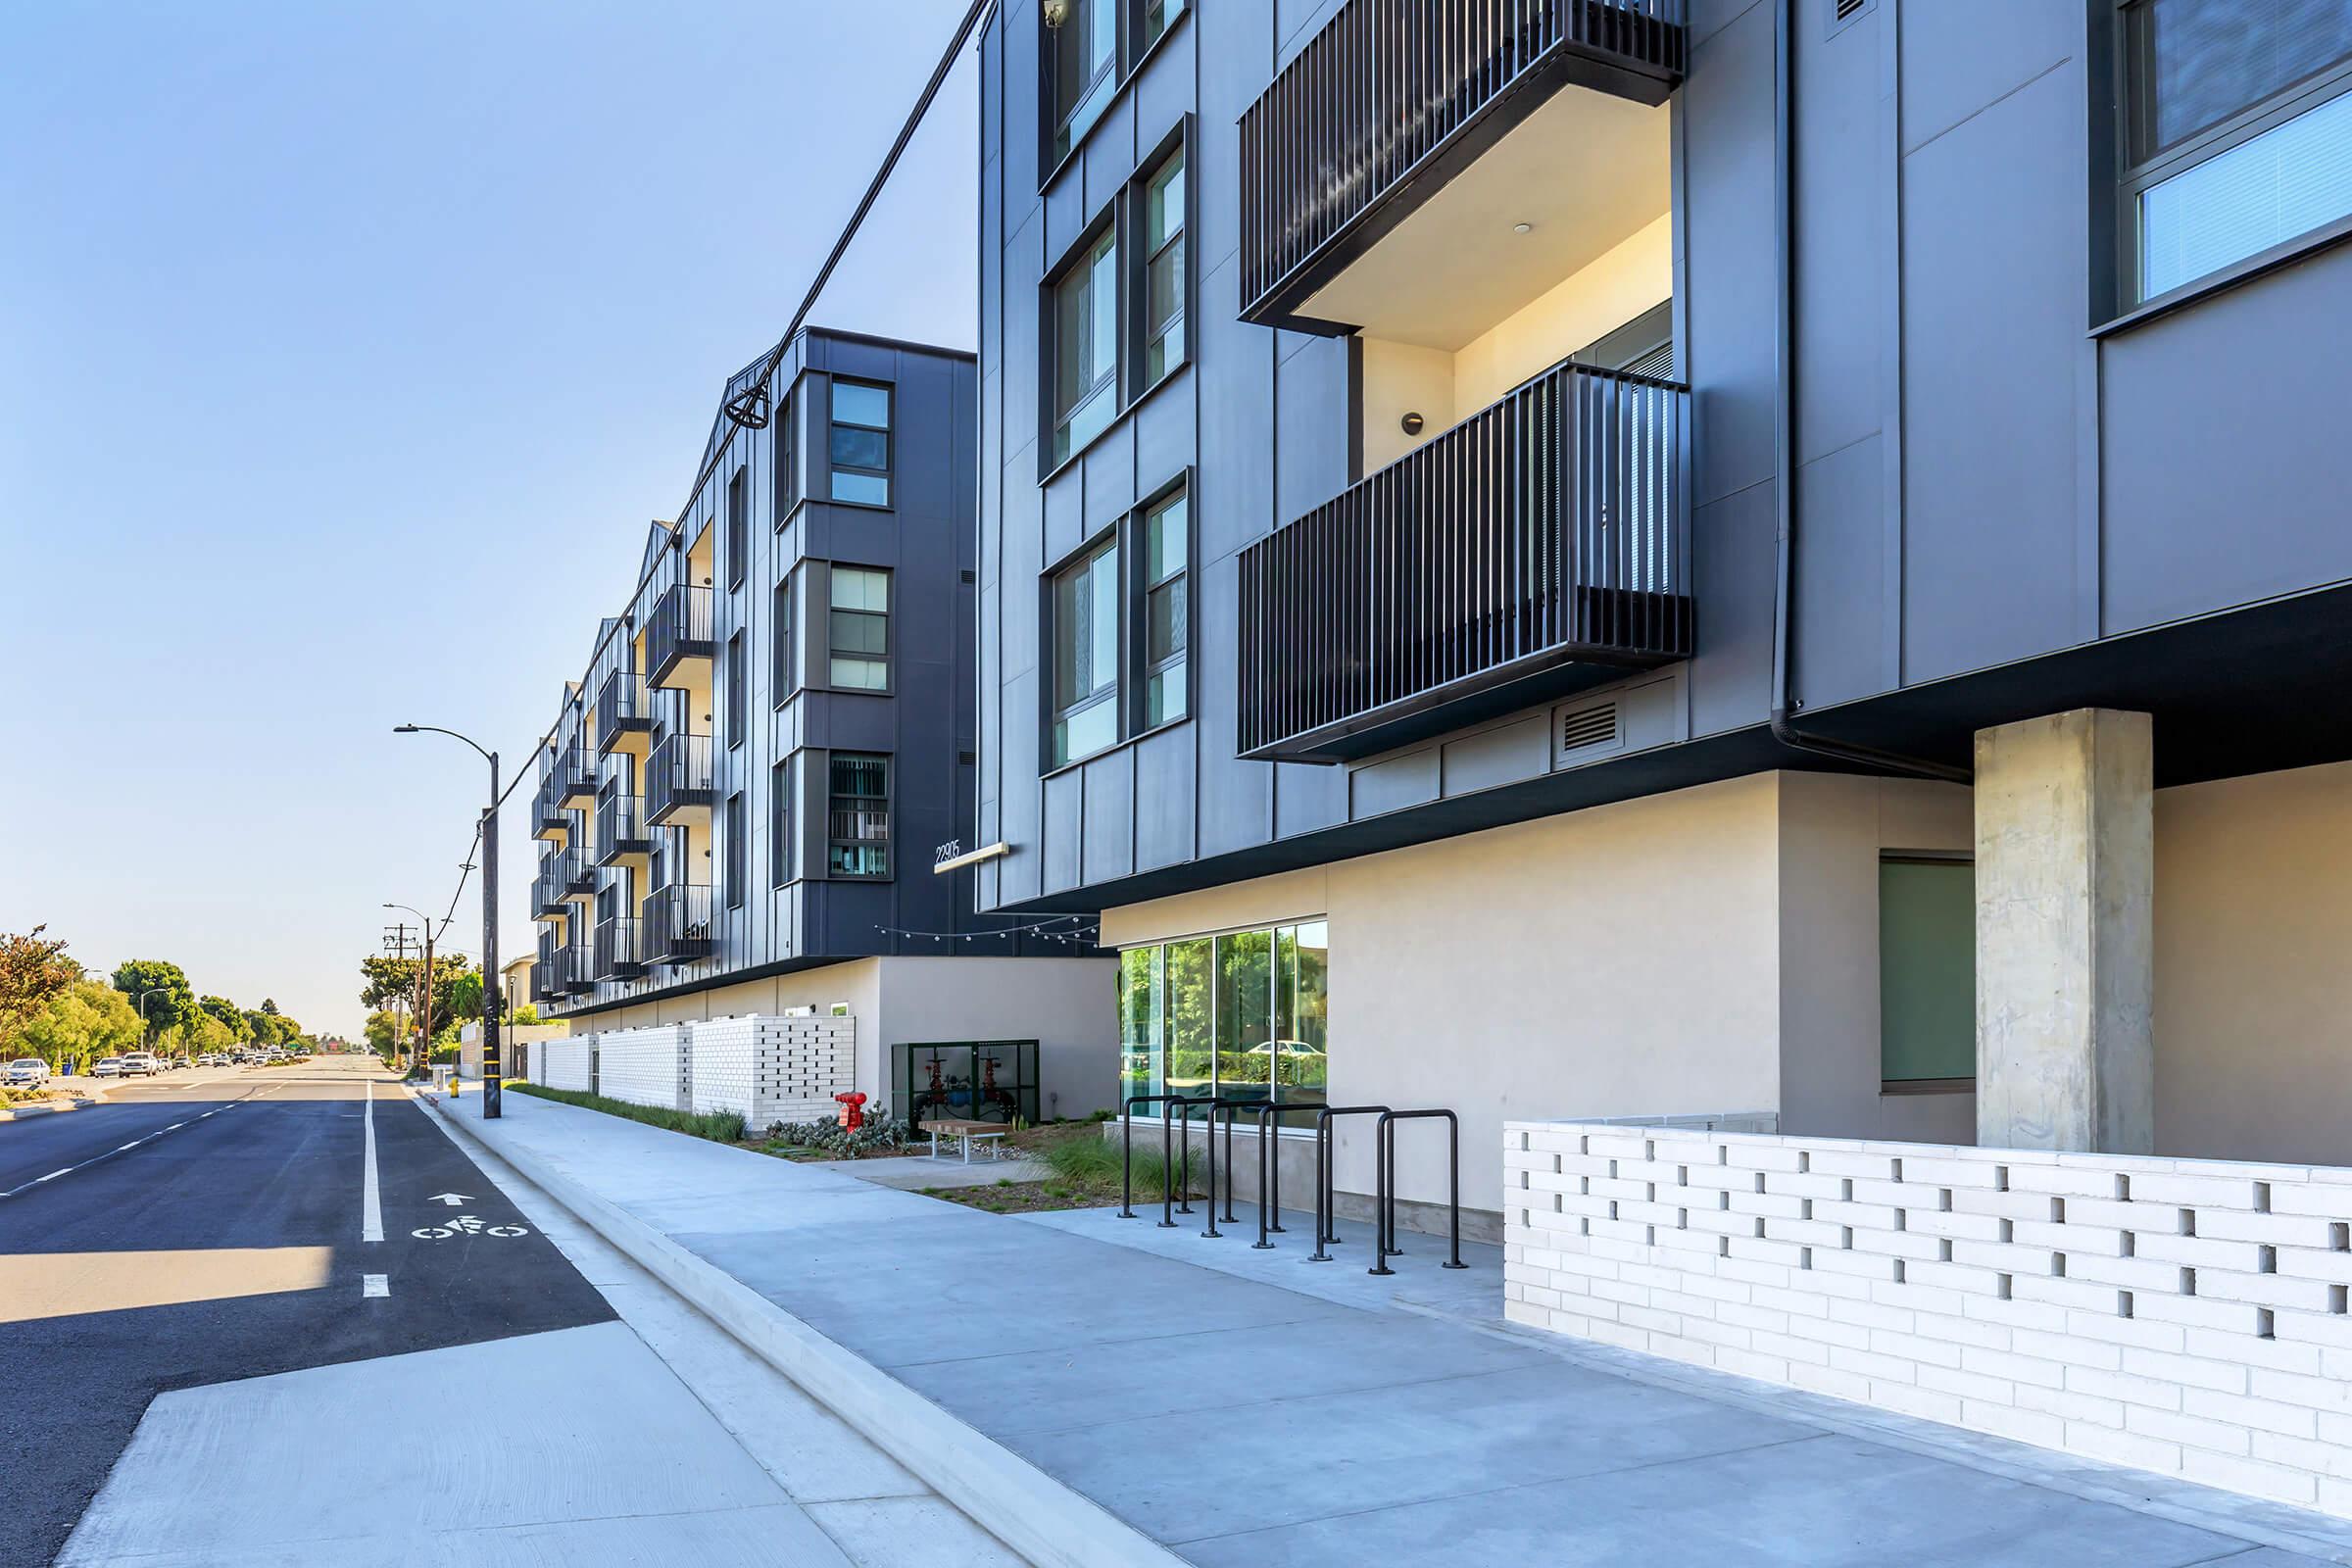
[411, 1214, 530, 1241]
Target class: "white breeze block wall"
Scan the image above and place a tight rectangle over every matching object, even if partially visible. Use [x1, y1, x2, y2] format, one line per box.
[688, 1016, 758, 1121]
[540, 1037, 593, 1094]
[756, 1015, 856, 1127]
[1505, 1119, 2352, 1516]
[595, 1025, 683, 1110]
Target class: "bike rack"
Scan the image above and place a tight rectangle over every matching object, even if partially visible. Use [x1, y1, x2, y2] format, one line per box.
[1119, 1093, 1189, 1221]
[1371, 1109, 1468, 1275]
[1248, 1103, 1295, 1249]
[1307, 1105, 1392, 1262]
[1192, 1096, 1263, 1238]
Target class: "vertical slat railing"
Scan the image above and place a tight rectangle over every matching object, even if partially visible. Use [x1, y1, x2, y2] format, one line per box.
[1236, 363, 1686, 758]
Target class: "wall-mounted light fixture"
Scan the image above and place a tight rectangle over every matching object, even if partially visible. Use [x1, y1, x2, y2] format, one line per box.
[1043, 0, 1072, 26]
[1400, 412, 1426, 437]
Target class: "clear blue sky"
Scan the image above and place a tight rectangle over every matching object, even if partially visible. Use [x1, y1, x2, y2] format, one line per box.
[0, 1, 979, 1039]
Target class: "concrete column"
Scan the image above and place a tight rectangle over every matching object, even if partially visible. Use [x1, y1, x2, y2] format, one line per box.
[1974, 709, 2154, 1153]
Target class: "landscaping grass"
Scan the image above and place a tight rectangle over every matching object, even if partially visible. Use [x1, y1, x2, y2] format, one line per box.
[920, 1120, 1199, 1215]
[509, 1082, 747, 1144]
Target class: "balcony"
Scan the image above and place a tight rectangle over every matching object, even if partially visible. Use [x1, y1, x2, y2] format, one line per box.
[645, 732, 715, 828]
[646, 583, 714, 690]
[533, 849, 595, 916]
[595, 669, 654, 758]
[594, 915, 644, 981]
[531, 784, 570, 843]
[1237, 360, 1689, 763]
[550, 741, 596, 808]
[556, 940, 596, 995]
[595, 792, 654, 866]
[527, 959, 555, 1004]
[642, 882, 713, 964]
[1240, 0, 1684, 335]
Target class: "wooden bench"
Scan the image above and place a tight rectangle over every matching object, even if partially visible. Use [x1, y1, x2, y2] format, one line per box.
[925, 1118, 1010, 1163]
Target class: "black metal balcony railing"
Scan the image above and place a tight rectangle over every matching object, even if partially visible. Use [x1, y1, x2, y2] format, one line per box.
[646, 583, 714, 688]
[645, 732, 715, 826]
[642, 882, 713, 963]
[556, 940, 595, 995]
[594, 915, 644, 980]
[595, 669, 653, 755]
[1240, 0, 1686, 328]
[531, 783, 569, 841]
[1238, 360, 1690, 763]
[528, 959, 556, 1004]
[595, 792, 654, 865]
[534, 849, 594, 915]
[551, 741, 596, 808]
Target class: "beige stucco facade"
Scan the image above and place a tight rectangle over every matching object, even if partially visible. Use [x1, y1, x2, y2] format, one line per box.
[1098, 761, 2352, 1222]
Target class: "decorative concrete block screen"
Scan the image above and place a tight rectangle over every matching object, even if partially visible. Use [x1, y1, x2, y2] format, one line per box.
[1505, 1119, 2352, 1516]
[756, 1015, 857, 1127]
[594, 1025, 684, 1110]
[539, 1037, 593, 1094]
[688, 1016, 757, 1121]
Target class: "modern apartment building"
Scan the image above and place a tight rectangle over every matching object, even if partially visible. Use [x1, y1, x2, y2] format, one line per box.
[975, 0, 2352, 1227]
[529, 325, 1111, 1115]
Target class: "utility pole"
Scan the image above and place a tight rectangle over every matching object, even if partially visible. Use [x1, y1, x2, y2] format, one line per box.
[392, 724, 503, 1118]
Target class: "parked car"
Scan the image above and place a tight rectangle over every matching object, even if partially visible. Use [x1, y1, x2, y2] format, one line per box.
[170, 1055, 191, 1070]
[91, 1057, 124, 1078]
[6, 1058, 50, 1088]
[120, 1052, 160, 1077]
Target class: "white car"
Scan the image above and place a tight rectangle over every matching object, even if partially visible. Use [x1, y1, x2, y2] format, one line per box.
[5, 1058, 50, 1088]
[91, 1057, 124, 1078]
[120, 1052, 161, 1077]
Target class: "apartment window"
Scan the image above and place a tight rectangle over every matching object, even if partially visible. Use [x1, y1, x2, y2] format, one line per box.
[1142, 485, 1188, 726]
[828, 567, 890, 690]
[1051, 228, 1121, 466]
[1050, 0, 1119, 167]
[771, 574, 797, 702]
[725, 791, 747, 909]
[775, 385, 800, 519]
[1051, 536, 1121, 766]
[1879, 857, 1975, 1090]
[827, 753, 890, 878]
[1140, 0, 1185, 52]
[726, 632, 745, 750]
[770, 759, 792, 887]
[2122, 0, 2352, 302]
[1120, 921, 1326, 1126]
[829, 380, 892, 507]
[726, 467, 748, 589]
[1143, 146, 1186, 384]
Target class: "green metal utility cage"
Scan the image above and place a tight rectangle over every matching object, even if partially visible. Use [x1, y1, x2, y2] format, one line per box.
[892, 1040, 1039, 1132]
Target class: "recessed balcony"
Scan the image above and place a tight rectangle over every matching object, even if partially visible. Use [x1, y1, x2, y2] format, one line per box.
[1240, 0, 1684, 337]
[551, 741, 596, 808]
[533, 849, 595, 917]
[646, 584, 714, 691]
[556, 939, 595, 995]
[595, 669, 654, 758]
[594, 915, 644, 981]
[531, 784, 571, 843]
[595, 792, 654, 867]
[642, 882, 713, 964]
[1237, 360, 1690, 763]
[645, 732, 715, 829]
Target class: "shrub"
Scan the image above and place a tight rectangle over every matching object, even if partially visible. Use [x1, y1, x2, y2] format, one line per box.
[510, 1082, 747, 1144]
[1044, 1128, 1176, 1195]
[762, 1114, 914, 1157]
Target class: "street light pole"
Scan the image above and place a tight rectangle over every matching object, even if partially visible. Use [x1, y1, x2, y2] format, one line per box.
[384, 904, 434, 1080]
[394, 724, 503, 1118]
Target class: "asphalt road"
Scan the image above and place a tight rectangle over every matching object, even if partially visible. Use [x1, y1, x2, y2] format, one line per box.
[0, 1058, 612, 1568]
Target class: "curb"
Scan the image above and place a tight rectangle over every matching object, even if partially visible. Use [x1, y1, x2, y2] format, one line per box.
[422, 1097, 1184, 1568]
[0, 1099, 88, 1121]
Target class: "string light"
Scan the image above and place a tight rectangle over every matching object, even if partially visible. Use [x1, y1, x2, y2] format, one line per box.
[870, 914, 1101, 947]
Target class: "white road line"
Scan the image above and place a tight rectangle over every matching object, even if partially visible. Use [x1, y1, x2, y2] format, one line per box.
[361, 1273, 389, 1298]
[362, 1077, 383, 1243]
[114, 1143, 141, 1153]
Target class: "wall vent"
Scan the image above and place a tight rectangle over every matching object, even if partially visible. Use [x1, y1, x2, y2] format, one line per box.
[1559, 700, 1621, 755]
[1830, 0, 1874, 29]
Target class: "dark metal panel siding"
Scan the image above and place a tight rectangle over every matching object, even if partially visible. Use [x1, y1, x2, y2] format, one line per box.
[1792, 1, 1883, 468]
[1898, 64, 2081, 685]
[1133, 725, 1198, 873]
[1082, 747, 1138, 885]
[1042, 767, 1085, 894]
[1196, 551, 1276, 858]
[1895, 0, 2077, 157]
[2101, 245, 2352, 633]
[1687, 479, 1779, 740]
[1791, 434, 1886, 711]
[1682, 0, 1777, 509]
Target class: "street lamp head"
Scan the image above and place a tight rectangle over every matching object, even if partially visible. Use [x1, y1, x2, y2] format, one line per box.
[393, 724, 419, 734]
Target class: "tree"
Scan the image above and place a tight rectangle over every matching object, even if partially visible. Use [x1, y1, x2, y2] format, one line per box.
[112, 959, 200, 1043]
[512, 1003, 540, 1026]
[364, 1009, 400, 1056]
[19, 979, 141, 1074]
[0, 927, 79, 1056]
[358, 954, 474, 1028]
[260, 999, 280, 1015]
[200, 995, 245, 1038]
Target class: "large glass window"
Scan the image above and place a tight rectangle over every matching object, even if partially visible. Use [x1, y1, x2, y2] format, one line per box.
[1143, 146, 1186, 384]
[828, 567, 890, 691]
[725, 631, 745, 750]
[725, 467, 748, 589]
[829, 380, 893, 507]
[774, 385, 800, 517]
[827, 753, 890, 878]
[770, 759, 791, 887]
[1052, 229, 1120, 466]
[1879, 858, 1975, 1088]
[2125, 0, 2352, 301]
[771, 573, 796, 703]
[1050, 0, 1119, 167]
[725, 791, 746, 909]
[1051, 537, 1120, 766]
[1142, 486, 1188, 727]
[1119, 921, 1328, 1128]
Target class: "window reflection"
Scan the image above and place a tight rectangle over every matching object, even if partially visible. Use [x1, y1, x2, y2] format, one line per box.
[1116, 920, 1328, 1129]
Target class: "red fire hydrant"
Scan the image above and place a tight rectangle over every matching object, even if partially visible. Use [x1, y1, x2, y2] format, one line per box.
[834, 1091, 868, 1132]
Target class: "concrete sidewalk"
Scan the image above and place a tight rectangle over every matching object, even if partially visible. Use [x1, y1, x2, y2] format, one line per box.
[441, 1092, 2352, 1567]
